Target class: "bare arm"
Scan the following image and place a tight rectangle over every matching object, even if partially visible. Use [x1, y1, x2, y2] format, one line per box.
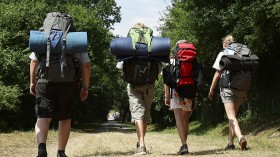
[164, 84, 170, 106]
[80, 62, 90, 101]
[30, 60, 37, 96]
[208, 70, 222, 100]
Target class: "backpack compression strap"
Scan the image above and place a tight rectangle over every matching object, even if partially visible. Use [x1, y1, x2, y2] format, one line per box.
[44, 12, 58, 68]
[60, 17, 72, 78]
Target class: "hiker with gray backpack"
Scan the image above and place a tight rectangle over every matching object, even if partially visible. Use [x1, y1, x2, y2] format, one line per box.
[208, 34, 259, 151]
[29, 12, 90, 157]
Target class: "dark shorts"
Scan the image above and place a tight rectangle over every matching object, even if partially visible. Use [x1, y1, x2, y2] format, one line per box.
[35, 82, 78, 120]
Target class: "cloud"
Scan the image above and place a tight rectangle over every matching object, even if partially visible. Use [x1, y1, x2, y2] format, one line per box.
[112, 0, 171, 37]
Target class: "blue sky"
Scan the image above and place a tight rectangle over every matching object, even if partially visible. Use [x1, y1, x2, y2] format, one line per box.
[112, 0, 172, 37]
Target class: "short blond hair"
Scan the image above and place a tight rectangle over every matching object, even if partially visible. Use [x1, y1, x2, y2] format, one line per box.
[175, 40, 188, 47]
[134, 22, 145, 29]
[170, 40, 188, 58]
[222, 34, 234, 48]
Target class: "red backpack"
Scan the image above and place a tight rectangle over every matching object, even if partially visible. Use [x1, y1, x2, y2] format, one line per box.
[174, 42, 198, 99]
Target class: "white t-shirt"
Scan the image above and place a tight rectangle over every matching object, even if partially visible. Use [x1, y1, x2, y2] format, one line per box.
[116, 61, 123, 69]
[29, 52, 90, 64]
[212, 51, 224, 71]
[167, 58, 186, 110]
[212, 49, 235, 71]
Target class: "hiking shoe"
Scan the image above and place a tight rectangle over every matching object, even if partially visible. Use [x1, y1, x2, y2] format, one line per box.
[177, 144, 189, 155]
[239, 137, 247, 151]
[37, 143, 47, 157]
[225, 144, 235, 150]
[57, 150, 68, 157]
[135, 146, 147, 155]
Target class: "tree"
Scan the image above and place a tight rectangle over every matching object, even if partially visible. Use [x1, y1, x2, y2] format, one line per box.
[0, 0, 123, 131]
[158, 0, 280, 125]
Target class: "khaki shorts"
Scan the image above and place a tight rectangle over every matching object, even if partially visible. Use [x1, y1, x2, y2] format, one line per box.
[127, 84, 154, 123]
[220, 88, 246, 104]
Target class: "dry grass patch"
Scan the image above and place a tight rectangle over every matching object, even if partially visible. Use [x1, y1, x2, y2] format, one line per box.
[0, 121, 279, 157]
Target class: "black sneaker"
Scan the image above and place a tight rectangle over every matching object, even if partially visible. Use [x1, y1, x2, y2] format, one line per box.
[37, 143, 47, 157]
[177, 144, 189, 155]
[225, 144, 235, 150]
[57, 150, 68, 157]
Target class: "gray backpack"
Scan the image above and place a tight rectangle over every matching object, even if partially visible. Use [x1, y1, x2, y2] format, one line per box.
[36, 12, 79, 83]
[219, 43, 259, 91]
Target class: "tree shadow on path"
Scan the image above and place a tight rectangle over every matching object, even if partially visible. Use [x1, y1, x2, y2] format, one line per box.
[74, 150, 135, 157]
[73, 120, 135, 134]
[163, 148, 225, 156]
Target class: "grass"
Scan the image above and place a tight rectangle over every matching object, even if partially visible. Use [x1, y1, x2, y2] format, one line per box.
[0, 119, 279, 157]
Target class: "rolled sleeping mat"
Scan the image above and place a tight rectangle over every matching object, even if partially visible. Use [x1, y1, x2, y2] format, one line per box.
[110, 37, 150, 56]
[66, 32, 88, 53]
[220, 54, 259, 71]
[151, 37, 170, 57]
[219, 55, 242, 71]
[110, 37, 170, 62]
[110, 37, 134, 56]
[241, 54, 259, 70]
[29, 30, 87, 54]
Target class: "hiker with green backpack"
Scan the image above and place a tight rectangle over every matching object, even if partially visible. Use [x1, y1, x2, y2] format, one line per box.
[29, 12, 90, 157]
[113, 22, 170, 155]
[208, 34, 259, 151]
[116, 22, 161, 155]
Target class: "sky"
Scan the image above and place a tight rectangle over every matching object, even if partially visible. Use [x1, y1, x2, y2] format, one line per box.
[112, 0, 172, 37]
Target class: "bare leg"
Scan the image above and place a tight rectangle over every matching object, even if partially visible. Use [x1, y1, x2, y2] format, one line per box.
[58, 119, 71, 150]
[135, 120, 146, 146]
[224, 102, 243, 143]
[174, 109, 185, 145]
[35, 118, 52, 144]
[182, 110, 190, 143]
[174, 109, 190, 145]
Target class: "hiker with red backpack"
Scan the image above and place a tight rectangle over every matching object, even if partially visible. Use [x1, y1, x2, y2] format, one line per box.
[208, 34, 258, 151]
[29, 12, 90, 157]
[163, 40, 203, 155]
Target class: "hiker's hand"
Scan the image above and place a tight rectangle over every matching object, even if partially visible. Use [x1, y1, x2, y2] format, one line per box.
[193, 98, 198, 110]
[30, 83, 36, 96]
[208, 90, 214, 100]
[165, 97, 170, 106]
[243, 93, 248, 101]
[80, 87, 88, 101]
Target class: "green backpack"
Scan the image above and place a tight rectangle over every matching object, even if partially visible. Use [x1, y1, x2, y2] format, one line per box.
[127, 26, 153, 53]
[123, 26, 160, 86]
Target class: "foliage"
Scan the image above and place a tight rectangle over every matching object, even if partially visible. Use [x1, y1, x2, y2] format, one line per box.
[151, 75, 175, 126]
[157, 0, 280, 125]
[1, 0, 280, 130]
[0, 0, 122, 131]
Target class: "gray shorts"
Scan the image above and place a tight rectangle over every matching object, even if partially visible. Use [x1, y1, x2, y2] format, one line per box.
[127, 84, 154, 123]
[220, 88, 246, 104]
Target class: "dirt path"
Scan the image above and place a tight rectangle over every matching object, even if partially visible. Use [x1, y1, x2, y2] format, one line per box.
[1, 121, 280, 157]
